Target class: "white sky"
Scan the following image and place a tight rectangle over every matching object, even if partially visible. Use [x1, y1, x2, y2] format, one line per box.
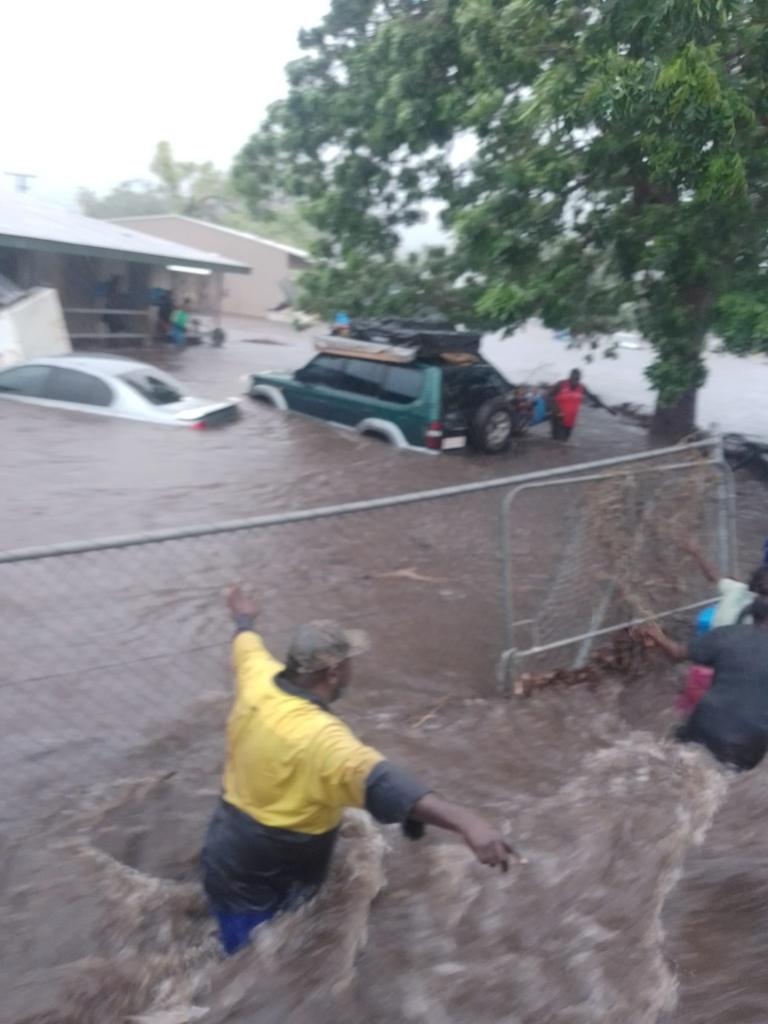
[0, 0, 331, 207]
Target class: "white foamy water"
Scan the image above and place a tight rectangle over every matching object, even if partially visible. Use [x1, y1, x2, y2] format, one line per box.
[3, 722, 729, 1024]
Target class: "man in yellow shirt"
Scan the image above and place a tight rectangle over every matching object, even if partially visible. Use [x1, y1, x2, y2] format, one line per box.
[202, 587, 517, 954]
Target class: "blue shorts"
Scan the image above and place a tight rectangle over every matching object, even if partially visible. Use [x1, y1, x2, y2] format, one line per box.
[214, 907, 275, 955]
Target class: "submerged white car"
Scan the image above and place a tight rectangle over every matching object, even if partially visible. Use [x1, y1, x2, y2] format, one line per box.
[0, 355, 240, 429]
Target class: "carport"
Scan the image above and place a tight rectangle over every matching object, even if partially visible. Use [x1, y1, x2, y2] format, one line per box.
[0, 193, 250, 347]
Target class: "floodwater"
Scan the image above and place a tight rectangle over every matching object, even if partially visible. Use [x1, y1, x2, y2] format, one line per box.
[486, 320, 768, 439]
[1, 324, 767, 1024]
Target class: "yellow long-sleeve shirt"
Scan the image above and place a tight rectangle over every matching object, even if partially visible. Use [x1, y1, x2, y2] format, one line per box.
[222, 631, 385, 835]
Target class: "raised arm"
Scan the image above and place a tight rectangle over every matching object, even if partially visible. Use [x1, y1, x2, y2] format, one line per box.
[680, 539, 721, 585]
[227, 586, 283, 698]
[635, 621, 689, 662]
[583, 385, 603, 408]
[228, 584, 259, 633]
[312, 725, 524, 873]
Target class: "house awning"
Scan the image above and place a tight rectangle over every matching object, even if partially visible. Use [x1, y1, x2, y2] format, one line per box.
[0, 194, 251, 275]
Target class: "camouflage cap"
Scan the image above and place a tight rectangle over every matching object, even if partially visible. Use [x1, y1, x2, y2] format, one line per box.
[287, 620, 370, 675]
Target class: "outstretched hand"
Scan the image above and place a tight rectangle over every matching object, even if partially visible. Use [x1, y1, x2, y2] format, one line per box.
[227, 585, 259, 622]
[409, 794, 527, 873]
[459, 813, 527, 872]
[632, 621, 665, 647]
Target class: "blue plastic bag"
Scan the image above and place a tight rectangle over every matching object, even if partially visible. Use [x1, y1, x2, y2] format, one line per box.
[696, 605, 717, 635]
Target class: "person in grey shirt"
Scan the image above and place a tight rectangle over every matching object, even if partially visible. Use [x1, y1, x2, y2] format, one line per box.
[681, 538, 768, 628]
[640, 596, 768, 771]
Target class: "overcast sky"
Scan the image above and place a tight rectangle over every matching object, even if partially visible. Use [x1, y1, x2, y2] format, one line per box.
[1, 0, 331, 206]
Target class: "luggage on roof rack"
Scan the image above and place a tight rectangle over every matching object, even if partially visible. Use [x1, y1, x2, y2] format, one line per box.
[346, 317, 481, 357]
[364, 316, 455, 332]
[314, 334, 416, 363]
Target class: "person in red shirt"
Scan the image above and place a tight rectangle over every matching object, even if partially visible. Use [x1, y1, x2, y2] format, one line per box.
[550, 368, 587, 441]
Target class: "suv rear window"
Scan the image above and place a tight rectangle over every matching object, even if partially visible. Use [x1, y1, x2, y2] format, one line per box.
[120, 371, 183, 405]
[442, 362, 509, 412]
[381, 365, 425, 404]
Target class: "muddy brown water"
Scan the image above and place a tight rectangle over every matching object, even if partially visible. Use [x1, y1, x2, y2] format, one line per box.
[1, 330, 767, 1023]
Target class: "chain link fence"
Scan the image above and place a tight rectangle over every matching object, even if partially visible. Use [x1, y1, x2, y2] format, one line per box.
[498, 445, 733, 691]
[0, 441, 733, 827]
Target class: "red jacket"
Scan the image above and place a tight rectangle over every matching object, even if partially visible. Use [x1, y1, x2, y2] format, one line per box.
[553, 381, 585, 428]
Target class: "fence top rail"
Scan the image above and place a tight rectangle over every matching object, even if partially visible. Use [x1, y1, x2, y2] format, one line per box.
[0, 438, 721, 564]
[63, 308, 150, 316]
[500, 457, 719, 514]
[508, 597, 714, 660]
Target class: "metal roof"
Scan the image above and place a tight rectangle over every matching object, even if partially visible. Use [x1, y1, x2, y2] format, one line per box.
[113, 214, 311, 260]
[0, 194, 250, 274]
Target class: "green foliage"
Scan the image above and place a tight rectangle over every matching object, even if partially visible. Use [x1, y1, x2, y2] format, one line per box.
[218, 203, 318, 252]
[235, 0, 768, 426]
[714, 291, 768, 354]
[298, 246, 486, 324]
[78, 182, 169, 219]
[79, 143, 315, 251]
[150, 141, 184, 196]
[81, 141, 239, 221]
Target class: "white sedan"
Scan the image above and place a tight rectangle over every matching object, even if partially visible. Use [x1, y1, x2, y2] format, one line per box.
[0, 355, 240, 429]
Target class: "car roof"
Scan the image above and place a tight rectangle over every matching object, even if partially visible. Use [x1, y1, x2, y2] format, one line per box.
[11, 354, 159, 376]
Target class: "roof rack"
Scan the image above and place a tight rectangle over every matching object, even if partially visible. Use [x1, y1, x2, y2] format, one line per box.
[345, 318, 481, 357]
[315, 317, 482, 364]
[314, 335, 416, 364]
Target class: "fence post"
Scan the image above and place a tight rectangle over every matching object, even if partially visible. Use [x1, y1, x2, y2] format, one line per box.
[497, 488, 517, 697]
[496, 649, 517, 698]
[714, 436, 735, 577]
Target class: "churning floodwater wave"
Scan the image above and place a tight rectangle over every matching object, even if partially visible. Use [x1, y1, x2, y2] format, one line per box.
[4, 726, 729, 1024]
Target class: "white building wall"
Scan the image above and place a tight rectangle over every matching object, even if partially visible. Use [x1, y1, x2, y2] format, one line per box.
[0, 288, 71, 367]
[113, 216, 305, 318]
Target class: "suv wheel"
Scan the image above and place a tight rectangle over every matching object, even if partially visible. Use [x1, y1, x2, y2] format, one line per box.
[469, 398, 515, 454]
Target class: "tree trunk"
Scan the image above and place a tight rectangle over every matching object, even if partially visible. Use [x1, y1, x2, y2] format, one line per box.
[649, 387, 698, 444]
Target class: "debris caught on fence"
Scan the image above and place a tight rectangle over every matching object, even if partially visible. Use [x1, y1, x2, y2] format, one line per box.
[513, 630, 654, 698]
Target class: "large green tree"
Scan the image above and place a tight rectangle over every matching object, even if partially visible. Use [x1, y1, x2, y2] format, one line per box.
[236, 0, 768, 438]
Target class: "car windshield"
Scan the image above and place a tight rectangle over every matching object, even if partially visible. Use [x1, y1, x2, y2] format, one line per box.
[119, 370, 183, 405]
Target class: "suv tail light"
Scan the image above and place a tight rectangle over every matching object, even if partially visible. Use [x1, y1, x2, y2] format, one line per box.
[191, 419, 207, 431]
[424, 420, 443, 450]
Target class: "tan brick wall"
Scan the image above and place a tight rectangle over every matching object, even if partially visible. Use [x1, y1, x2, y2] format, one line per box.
[113, 217, 304, 318]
